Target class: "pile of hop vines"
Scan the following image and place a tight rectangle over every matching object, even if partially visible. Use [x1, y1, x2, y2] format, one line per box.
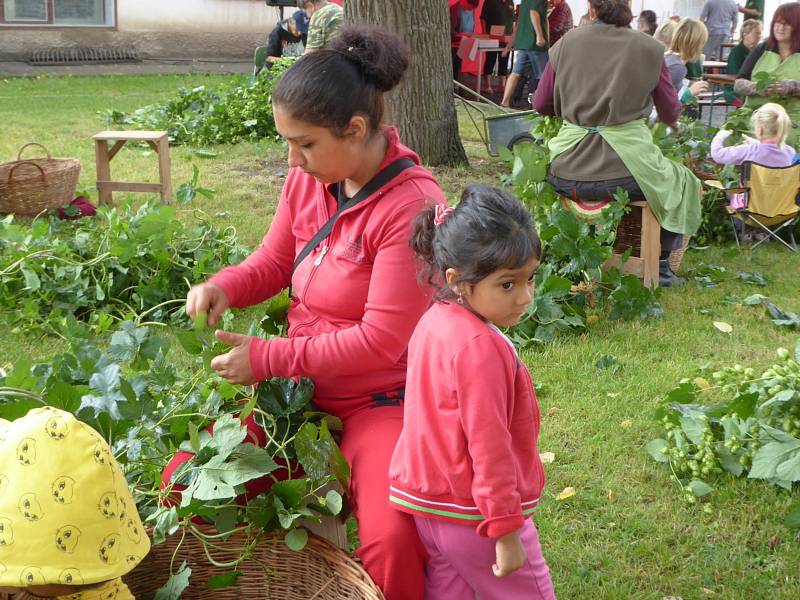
[648, 344, 800, 506]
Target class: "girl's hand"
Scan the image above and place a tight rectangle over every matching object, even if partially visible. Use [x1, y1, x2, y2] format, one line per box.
[186, 283, 230, 327]
[492, 531, 527, 578]
[210, 330, 256, 385]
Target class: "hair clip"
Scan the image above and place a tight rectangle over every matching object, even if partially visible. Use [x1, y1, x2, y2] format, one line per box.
[433, 203, 454, 227]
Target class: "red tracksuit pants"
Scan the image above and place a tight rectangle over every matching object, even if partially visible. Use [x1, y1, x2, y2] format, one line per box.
[332, 400, 426, 600]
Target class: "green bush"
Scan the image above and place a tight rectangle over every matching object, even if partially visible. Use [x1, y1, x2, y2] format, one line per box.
[99, 58, 296, 146]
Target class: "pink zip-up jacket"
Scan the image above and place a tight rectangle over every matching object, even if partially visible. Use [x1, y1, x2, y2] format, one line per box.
[389, 302, 546, 539]
[208, 127, 444, 403]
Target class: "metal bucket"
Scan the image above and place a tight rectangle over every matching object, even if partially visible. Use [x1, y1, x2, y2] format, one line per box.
[485, 110, 537, 156]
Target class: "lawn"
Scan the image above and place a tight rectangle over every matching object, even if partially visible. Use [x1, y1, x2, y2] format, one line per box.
[1, 73, 799, 599]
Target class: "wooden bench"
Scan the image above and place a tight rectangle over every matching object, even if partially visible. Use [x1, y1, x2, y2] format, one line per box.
[93, 130, 172, 205]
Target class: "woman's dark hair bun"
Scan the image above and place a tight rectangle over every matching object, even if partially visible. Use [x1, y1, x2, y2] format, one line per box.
[330, 25, 410, 92]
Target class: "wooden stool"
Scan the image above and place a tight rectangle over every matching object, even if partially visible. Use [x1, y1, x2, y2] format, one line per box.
[606, 200, 661, 288]
[93, 130, 172, 205]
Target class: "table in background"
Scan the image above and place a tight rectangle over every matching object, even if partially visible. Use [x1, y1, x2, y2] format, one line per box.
[476, 46, 512, 96]
[703, 60, 728, 75]
[702, 73, 738, 126]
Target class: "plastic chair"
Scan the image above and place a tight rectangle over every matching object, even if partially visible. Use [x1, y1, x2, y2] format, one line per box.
[718, 161, 800, 252]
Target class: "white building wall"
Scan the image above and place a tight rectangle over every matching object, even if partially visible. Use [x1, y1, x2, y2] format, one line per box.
[0, 0, 283, 60]
[119, 0, 278, 33]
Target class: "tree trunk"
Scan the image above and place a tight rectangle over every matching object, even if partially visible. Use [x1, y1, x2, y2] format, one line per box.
[345, 0, 468, 166]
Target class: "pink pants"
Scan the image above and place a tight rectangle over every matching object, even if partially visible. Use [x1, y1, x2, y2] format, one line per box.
[413, 516, 556, 600]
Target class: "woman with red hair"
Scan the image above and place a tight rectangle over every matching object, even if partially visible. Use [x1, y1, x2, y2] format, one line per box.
[734, 2, 800, 145]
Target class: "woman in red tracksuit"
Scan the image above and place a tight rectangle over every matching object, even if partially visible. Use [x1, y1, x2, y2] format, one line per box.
[184, 26, 445, 600]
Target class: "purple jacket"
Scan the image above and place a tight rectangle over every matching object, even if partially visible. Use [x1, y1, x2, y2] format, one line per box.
[710, 132, 796, 208]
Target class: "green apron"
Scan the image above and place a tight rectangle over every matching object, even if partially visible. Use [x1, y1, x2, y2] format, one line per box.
[548, 119, 702, 235]
[743, 51, 800, 147]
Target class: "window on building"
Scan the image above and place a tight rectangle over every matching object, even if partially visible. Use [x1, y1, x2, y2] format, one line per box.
[1, 0, 114, 26]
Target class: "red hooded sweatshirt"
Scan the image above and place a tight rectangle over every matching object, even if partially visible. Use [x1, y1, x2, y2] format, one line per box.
[208, 127, 444, 408]
[389, 301, 546, 539]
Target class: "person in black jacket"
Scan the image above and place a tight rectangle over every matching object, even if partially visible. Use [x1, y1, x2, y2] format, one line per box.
[256, 11, 308, 75]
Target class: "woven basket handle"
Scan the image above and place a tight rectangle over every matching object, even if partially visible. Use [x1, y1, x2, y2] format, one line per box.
[16, 142, 52, 161]
[7, 160, 46, 183]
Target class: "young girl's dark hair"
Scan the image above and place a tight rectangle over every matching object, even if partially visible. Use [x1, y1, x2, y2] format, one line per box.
[272, 25, 410, 136]
[412, 184, 541, 299]
[589, 0, 633, 28]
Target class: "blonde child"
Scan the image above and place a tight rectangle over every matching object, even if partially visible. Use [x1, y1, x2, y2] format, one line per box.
[665, 18, 710, 104]
[711, 102, 796, 211]
[389, 185, 555, 599]
[0, 407, 150, 599]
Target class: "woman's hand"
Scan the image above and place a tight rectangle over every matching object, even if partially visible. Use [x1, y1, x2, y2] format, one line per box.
[186, 283, 230, 327]
[492, 530, 527, 578]
[210, 330, 256, 385]
[689, 80, 709, 97]
[765, 80, 800, 96]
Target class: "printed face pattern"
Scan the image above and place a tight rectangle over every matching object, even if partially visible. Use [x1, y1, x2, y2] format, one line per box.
[16, 438, 36, 465]
[99, 533, 121, 564]
[58, 567, 84, 585]
[0, 517, 12, 546]
[117, 496, 127, 523]
[92, 442, 110, 465]
[55, 524, 81, 553]
[20, 566, 45, 586]
[18, 492, 44, 521]
[125, 518, 142, 544]
[45, 415, 70, 440]
[51, 475, 76, 504]
[98, 491, 118, 518]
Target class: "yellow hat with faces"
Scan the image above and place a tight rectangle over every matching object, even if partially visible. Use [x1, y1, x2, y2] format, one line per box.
[0, 407, 150, 587]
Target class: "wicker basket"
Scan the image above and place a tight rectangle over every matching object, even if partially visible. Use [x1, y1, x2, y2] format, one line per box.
[0, 143, 81, 216]
[668, 235, 691, 273]
[128, 525, 383, 600]
[688, 159, 719, 182]
[10, 527, 384, 600]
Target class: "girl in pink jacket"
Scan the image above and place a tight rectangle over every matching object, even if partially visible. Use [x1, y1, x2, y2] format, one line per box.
[183, 25, 445, 600]
[389, 185, 555, 599]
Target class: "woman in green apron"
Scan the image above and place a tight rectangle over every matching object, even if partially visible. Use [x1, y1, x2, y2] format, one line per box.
[531, 0, 702, 287]
[734, 2, 800, 147]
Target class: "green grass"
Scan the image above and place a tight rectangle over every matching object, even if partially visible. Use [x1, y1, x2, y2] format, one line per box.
[2, 74, 800, 599]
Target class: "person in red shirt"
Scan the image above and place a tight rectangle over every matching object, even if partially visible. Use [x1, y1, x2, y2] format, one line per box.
[181, 25, 445, 600]
[389, 185, 555, 599]
[548, 0, 574, 47]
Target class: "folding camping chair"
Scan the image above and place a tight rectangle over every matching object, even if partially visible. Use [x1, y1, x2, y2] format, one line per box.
[724, 161, 800, 252]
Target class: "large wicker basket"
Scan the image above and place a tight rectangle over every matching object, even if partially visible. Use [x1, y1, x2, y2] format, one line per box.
[9, 527, 384, 600]
[142, 525, 383, 599]
[0, 143, 81, 216]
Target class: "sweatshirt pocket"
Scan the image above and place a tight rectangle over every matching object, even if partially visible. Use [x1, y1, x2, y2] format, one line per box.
[289, 314, 321, 337]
